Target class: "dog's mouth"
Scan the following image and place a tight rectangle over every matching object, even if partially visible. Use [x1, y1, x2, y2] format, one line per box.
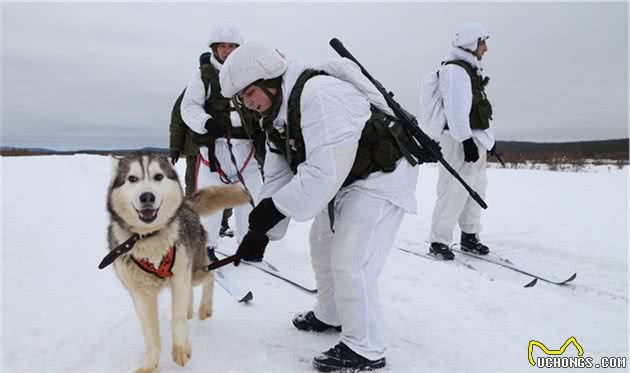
[136, 207, 159, 223]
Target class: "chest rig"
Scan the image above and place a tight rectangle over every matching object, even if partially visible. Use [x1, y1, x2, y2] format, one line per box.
[263, 69, 420, 188]
[441, 59, 493, 130]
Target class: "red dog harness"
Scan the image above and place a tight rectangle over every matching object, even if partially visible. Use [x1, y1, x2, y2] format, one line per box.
[131, 245, 176, 279]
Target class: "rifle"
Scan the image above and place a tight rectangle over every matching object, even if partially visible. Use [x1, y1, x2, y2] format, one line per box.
[329, 38, 488, 209]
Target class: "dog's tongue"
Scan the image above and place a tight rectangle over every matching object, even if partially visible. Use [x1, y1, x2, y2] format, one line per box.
[140, 209, 157, 219]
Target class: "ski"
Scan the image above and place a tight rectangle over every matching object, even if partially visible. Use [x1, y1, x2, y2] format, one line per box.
[451, 243, 514, 265]
[396, 246, 478, 271]
[214, 269, 254, 303]
[397, 242, 542, 288]
[214, 248, 317, 294]
[208, 248, 253, 303]
[452, 248, 577, 286]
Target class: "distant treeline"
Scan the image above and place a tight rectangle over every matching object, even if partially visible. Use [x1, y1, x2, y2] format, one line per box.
[489, 139, 628, 165]
[0, 147, 169, 157]
[1, 139, 628, 166]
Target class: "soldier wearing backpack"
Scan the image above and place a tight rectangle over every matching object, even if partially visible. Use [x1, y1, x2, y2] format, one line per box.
[422, 22, 496, 260]
[180, 25, 265, 251]
[219, 42, 420, 372]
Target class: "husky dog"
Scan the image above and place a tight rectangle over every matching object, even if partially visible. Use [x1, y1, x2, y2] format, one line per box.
[106, 153, 249, 373]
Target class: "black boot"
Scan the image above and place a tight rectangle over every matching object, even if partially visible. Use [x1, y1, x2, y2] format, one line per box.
[313, 342, 386, 372]
[292, 311, 341, 332]
[430, 242, 455, 260]
[460, 232, 490, 255]
[207, 246, 219, 262]
[219, 224, 234, 238]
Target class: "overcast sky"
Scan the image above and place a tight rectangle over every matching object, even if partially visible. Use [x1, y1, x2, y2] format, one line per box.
[1, 2, 628, 150]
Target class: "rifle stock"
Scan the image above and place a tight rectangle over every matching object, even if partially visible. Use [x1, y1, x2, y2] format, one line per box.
[329, 38, 488, 209]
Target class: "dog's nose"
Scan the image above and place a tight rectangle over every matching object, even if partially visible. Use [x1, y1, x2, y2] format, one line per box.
[139, 192, 155, 205]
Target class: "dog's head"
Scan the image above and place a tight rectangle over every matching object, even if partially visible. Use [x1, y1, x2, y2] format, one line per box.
[107, 153, 183, 232]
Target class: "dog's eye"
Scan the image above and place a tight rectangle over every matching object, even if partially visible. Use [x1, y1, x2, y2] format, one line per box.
[127, 175, 138, 183]
[154, 174, 164, 181]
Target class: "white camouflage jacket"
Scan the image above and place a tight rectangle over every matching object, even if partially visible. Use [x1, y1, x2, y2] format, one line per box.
[262, 59, 418, 240]
[438, 48, 495, 151]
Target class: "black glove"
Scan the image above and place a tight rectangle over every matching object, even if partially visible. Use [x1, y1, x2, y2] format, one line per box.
[234, 231, 269, 266]
[204, 118, 227, 138]
[234, 198, 286, 266]
[170, 150, 180, 165]
[487, 144, 497, 155]
[463, 138, 479, 163]
[191, 132, 215, 145]
[248, 198, 286, 235]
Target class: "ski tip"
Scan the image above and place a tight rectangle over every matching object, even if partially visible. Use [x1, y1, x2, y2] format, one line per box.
[563, 273, 577, 284]
[239, 291, 254, 303]
[524, 278, 538, 288]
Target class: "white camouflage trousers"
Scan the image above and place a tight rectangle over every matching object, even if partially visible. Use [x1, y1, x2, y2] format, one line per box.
[429, 132, 488, 245]
[309, 190, 404, 361]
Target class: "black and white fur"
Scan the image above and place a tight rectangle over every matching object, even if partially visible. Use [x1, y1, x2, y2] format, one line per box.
[106, 153, 249, 373]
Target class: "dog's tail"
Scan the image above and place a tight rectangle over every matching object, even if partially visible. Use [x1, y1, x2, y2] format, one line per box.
[187, 186, 251, 216]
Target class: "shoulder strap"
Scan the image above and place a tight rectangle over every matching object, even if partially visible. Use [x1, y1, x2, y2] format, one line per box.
[199, 52, 211, 66]
[199, 52, 220, 98]
[442, 59, 477, 81]
[287, 69, 329, 130]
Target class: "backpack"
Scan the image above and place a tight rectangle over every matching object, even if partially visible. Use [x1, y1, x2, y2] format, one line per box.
[169, 53, 217, 157]
[171, 52, 217, 131]
[418, 70, 446, 140]
[316, 58, 394, 116]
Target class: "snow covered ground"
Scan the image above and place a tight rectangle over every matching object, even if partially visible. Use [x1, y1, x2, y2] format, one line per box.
[1, 155, 628, 372]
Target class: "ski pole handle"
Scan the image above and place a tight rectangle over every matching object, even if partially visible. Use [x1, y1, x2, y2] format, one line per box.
[207, 255, 238, 271]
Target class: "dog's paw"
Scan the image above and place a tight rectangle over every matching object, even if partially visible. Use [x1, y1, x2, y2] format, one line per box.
[198, 304, 213, 320]
[187, 309, 193, 320]
[133, 367, 157, 373]
[172, 342, 191, 367]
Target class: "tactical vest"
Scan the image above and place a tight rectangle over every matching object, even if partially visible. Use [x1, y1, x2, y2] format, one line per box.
[173, 53, 265, 167]
[198, 53, 260, 140]
[264, 69, 420, 187]
[442, 59, 493, 130]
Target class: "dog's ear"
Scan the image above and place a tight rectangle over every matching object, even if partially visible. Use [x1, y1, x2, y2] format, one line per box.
[110, 154, 120, 169]
[156, 154, 171, 168]
[109, 154, 125, 187]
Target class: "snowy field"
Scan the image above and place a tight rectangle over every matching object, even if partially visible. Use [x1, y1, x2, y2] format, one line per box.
[1, 155, 628, 372]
